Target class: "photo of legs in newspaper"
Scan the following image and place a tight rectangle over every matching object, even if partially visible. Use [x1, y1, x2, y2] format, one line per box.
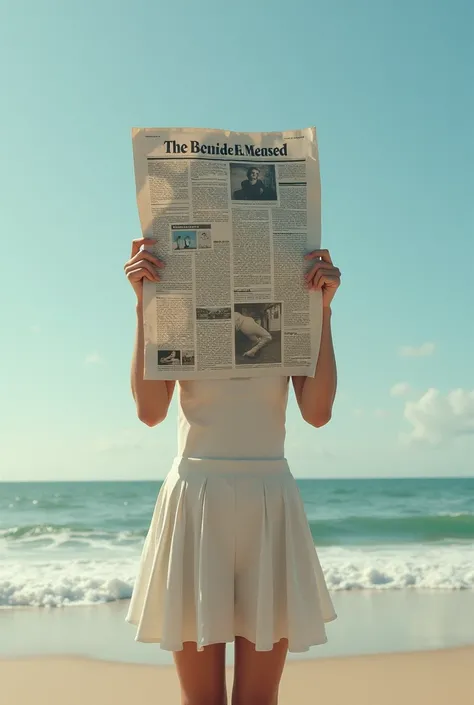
[157, 350, 181, 366]
[234, 303, 282, 364]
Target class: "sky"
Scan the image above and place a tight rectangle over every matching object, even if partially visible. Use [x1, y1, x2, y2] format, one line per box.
[0, 0, 472, 481]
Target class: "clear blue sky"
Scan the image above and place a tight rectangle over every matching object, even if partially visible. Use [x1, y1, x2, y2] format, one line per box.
[0, 0, 472, 481]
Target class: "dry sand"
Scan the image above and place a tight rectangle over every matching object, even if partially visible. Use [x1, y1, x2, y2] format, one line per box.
[2, 646, 473, 705]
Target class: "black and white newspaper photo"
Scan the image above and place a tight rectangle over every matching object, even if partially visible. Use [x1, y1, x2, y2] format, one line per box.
[234, 303, 282, 365]
[131, 126, 323, 380]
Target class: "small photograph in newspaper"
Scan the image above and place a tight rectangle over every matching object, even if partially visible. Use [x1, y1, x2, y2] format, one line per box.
[234, 303, 282, 365]
[157, 349, 181, 367]
[171, 224, 212, 252]
[197, 307, 232, 320]
[230, 163, 278, 202]
[132, 126, 323, 380]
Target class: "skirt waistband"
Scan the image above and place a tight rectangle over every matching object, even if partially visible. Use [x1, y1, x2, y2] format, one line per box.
[172, 456, 290, 476]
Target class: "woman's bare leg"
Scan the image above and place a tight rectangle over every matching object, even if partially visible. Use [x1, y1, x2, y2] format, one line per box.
[173, 642, 227, 705]
[242, 334, 272, 357]
[231, 636, 288, 705]
[236, 314, 272, 358]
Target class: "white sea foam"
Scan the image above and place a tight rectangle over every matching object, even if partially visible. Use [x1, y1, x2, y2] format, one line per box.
[322, 544, 474, 590]
[0, 558, 137, 607]
[0, 544, 473, 607]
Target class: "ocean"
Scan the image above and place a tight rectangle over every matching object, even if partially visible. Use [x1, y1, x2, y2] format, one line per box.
[1, 477, 473, 608]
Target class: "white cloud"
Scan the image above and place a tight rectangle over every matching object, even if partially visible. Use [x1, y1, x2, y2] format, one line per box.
[399, 342, 435, 357]
[374, 409, 389, 418]
[84, 352, 104, 365]
[390, 382, 411, 397]
[402, 388, 474, 444]
[353, 408, 364, 417]
[30, 324, 41, 334]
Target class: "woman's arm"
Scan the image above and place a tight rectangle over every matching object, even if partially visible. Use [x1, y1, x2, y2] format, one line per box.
[125, 237, 175, 426]
[292, 248, 341, 428]
[292, 306, 336, 427]
[131, 303, 175, 426]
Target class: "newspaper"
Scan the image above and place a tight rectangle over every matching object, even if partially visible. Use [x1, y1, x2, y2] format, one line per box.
[132, 126, 323, 380]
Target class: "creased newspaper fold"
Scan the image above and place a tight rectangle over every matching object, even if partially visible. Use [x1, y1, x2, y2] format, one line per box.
[132, 126, 323, 380]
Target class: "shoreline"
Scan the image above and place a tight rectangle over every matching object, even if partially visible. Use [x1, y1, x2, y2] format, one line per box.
[2, 590, 474, 666]
[0, 640, 470, 664]
[3, 647, 473, 705]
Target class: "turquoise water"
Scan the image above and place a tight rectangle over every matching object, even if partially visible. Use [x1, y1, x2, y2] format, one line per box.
[1, 477, 473, 606]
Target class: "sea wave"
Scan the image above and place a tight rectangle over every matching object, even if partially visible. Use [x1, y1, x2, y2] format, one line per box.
[308, 513, 474, 544]
[321, 545, 474, 590]
[0, 524, 147, 550]
[0, 545, 473, 607]
[3, 513, 474, 552]
[0, 558, 137, 607]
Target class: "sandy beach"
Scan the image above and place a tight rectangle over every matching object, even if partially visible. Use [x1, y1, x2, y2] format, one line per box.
[2, 646, 473, 705]
[2, 596, 474, 705]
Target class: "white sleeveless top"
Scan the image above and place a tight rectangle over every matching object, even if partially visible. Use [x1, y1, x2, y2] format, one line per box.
[177, 377, 289, 460]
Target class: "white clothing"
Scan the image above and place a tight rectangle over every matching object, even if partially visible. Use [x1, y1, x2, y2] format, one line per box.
[126, 377, 337, 652]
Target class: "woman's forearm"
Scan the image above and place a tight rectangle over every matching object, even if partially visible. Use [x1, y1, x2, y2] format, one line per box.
[292, 307, 337, 427]
[132, 304, 175, 426]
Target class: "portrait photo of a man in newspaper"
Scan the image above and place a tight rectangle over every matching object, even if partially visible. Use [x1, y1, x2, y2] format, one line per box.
[198, 230, 212, 249]
[234, 303, 282, 364]
[230, 164, 278, 201]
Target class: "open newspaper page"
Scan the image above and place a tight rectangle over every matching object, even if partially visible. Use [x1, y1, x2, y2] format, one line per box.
[132, 126, 323, 380]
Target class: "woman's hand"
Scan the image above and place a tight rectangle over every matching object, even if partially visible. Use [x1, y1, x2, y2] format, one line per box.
[124, 237, 164, 300]
[304, 249, 341, 308]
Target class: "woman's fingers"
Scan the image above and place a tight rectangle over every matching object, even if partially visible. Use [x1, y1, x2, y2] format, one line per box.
[125, 249, 164, 270]
[305, 260, 340, 285]
[304, 248, 333, 265]
[125, 260, 160, 282]
[127, 267, 157, 283]
[126, 238, 163, 297]
[124, 243, 164, 290]
[127, 260, 160, 280]
[310, 269, 340, 291]
[135, 268, 158, 283]
[130, 237, 155, 259]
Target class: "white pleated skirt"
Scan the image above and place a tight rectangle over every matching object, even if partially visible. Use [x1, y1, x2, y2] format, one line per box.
[126, 456, 337, 652]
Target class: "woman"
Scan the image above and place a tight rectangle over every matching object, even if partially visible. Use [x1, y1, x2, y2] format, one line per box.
[124, 237, 341, 705]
